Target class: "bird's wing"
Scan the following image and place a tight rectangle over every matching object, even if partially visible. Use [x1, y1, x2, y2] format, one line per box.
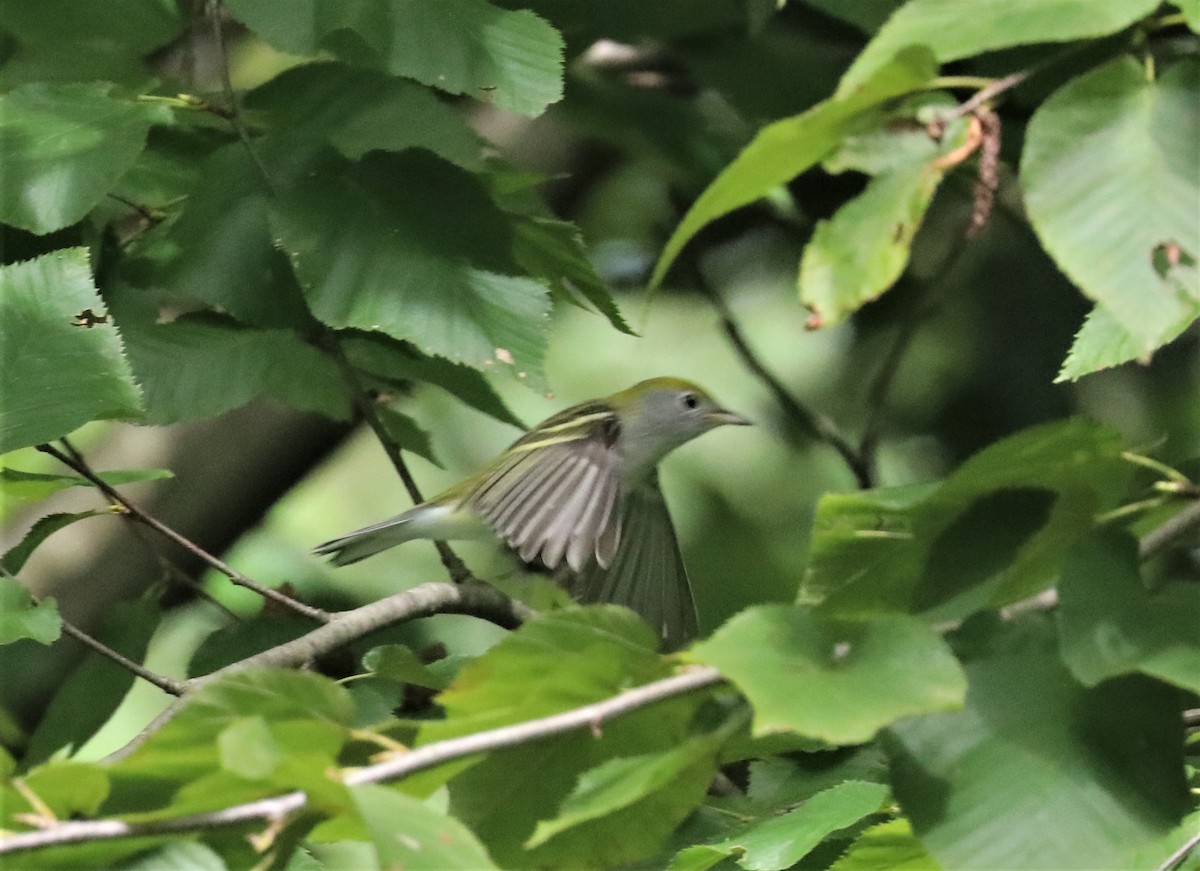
[462, 401, 624, 572]
[562, 474, 699, 649]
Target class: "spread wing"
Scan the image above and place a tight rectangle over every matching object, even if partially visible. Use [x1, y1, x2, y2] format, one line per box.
[562, 475, 699, 649]
[462, 401, 623, 572]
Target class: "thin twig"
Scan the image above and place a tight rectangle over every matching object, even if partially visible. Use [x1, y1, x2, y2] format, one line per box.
[1139, 499, 1200, 557]
[320, 335, 476, 582]
[103, 580, 530, 762]
[703, 286, 872, 489]
[952, 70, 1029, 120]
[38, 442, 329, 623]
[1156, 827, 1200, 871]
[205, 0, 275, 193]
[4, 667, 723, 854]
[0, 567, 184, 696]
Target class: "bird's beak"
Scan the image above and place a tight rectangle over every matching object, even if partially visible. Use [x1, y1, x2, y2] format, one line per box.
[706, 407, 752, 427]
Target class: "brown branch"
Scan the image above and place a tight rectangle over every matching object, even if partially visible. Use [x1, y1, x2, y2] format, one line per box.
[4, 666, 723, 854]
[0, 567, 184, 696]
[38, 442, 329, 624]
[205, 0, 275, 194]
[703, 286, 873, 489]
[103, 579, 530, 762]
[320, 335, 475, 582]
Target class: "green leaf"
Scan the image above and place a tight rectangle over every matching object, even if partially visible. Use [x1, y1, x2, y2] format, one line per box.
[0, 249, 142, 453]
[1023, 57, 1200, 368]
[802, 419, 1131, 620]
[799, 162, 944, 328]
[827, 818, 939, 871]
[376, 407, 440, 469]
[23, 600, 160, 766]
[246, 62, 485, 169]
[114, 842, 227, 871]
[272, 150, 551, 385]
[114, 669, 353, 782]
[887, 622, 1189, 870]
[0, 467, 171, 505]
[838, 0, 1160, 95]
[0, 83, 172, 233]
[1057, 530, 1200, 694]
[347, 784, 498, 868]
[1, 511, 102, 574]
[1178, 0, 1200, 32]
[0, 0, 182, 54]
[107, 288, 351, 425]
[1056, 302, 1196, 382]
[362, 644, 449, 690]
[4, 761, 109, 819]
[0, 575, 60, 645]
[699, 780, 889, 871]
[421, 608, 707, 867]
[224, 0, 564, 117]
[217, 716, 284, 780]
[526, 735, 721, 849]
[651, 47, 936, 286]
[343, 333, 524, 429]
[691, 605, 966, 743]
[511, 217, 632, 335]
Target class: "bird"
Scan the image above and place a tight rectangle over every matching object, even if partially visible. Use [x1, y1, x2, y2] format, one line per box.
[315, 377, 750, 646]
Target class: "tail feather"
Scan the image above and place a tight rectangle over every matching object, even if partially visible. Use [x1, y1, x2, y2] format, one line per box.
[313, 514, 416, 566]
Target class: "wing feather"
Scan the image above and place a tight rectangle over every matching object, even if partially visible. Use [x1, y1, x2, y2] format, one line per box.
[564, 477, 698, 649]
[463, 407, 623, 571]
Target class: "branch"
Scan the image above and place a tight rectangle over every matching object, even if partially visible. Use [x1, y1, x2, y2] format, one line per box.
[320, 334, 476, 582]
[703, 285, 873, 489]
[1138, 498, 1200, 558]
[1, 666, 723, 854]
[1156, 827, 1200, 871]
[103, 580, 532, 762]
[37, 442, 329, 624]
[205, 0, 275, 193]
[0, 567, 184, 696]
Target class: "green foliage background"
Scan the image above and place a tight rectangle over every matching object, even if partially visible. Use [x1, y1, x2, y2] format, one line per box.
[1, 0, 1199, 868]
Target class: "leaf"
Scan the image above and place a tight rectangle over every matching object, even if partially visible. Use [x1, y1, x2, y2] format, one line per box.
[1, 511, 102, 574]
[798, 162, 944, 328]
[246, 62, 485, 169]
[827, 818, 939, 871]
[224, 0, 564, 117]
[525, 735, 721, 848]
[511, 217, 632, 335]
[0, 82, 173, 233]
[376, 407, 441, 468]
[0, 575, 60, 645]
[0, 0, 182, 54]
[343, 333, 524, 429]
[651, 47, 937, 286]
[702, 780, 889, 871]
[0, 467, 170, 505]
[115, 842, 227, 871]
[362, 644, 450, 690]
[838, 0, 1160, 95]
[0, 249, 142, 453]
[22, 600, 160, 766]
[801, 419, 1131, 620]
[107, 288, 351, 425]
[113, 669, 353, 782]
[4, 761, 110, 819]
[1179, 0, 1200, 32]
[1023, 57, 1200, 367]
[691, 605, 966, 743]
[1056, 302, 1196, 381]
[272, 150, 551, 386]
[347, 784, 498, 869]
[1057, 530, 1200, 694]
[886, 620, 1189, 870]
[217, 716, 284, 780]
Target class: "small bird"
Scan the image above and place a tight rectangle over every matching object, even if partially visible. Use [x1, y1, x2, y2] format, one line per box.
[315, 377, 750, 646]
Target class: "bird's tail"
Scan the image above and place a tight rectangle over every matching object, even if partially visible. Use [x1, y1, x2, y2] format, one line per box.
[313, 513, 418, 566]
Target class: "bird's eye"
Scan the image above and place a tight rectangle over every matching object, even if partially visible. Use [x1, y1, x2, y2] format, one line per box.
[681, 392, 699, 410]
